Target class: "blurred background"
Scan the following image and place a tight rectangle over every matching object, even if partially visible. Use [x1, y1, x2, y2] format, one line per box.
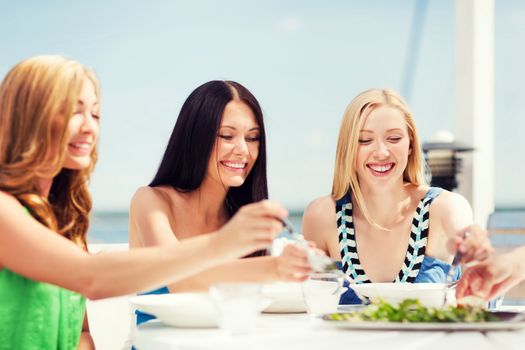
[1, 1, 523, 251]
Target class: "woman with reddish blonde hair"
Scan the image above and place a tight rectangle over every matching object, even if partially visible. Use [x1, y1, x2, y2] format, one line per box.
[0, 55, 287, 348]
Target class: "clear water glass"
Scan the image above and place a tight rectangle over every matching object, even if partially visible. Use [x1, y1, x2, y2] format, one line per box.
[209, 283, 262, 335]
[301, 271, 344, 317]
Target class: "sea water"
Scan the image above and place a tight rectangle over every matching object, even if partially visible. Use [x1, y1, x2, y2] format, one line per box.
[87, 212, 304, 243]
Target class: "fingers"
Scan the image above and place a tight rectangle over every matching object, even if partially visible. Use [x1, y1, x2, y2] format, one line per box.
[222, 200, 301, 258]
[456, 259, 509, 301]
[251, 220, 285, 236]
[456, 226, 494, 264]
[243, 200, 288, 220]
[455, 277, 470, 299]
[277, 244, 312, 281]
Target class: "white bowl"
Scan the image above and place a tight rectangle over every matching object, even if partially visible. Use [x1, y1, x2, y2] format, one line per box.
[350, 283, 452, 308]
[130, 292, 272, 328]
[261, 282, 306, 313]
[130, 293, 218, 328]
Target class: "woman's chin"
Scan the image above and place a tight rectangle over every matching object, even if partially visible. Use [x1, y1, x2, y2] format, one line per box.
[224, 176, 246, 188]
[62, 157, 92, 170]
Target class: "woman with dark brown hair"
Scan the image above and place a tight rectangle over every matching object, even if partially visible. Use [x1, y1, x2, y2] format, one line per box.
[129, 80, 312, 325]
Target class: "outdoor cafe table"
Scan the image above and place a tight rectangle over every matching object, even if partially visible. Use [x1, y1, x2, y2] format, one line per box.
[133, 306, 525, 350]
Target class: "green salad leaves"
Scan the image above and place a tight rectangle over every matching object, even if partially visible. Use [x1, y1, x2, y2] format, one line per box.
[328, 299, 499, 323]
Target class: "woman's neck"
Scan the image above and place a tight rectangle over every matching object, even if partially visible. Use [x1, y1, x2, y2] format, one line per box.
[357, 181, 413, 228]
[35, 178, 53, 198]
[184, 176, 230, 225]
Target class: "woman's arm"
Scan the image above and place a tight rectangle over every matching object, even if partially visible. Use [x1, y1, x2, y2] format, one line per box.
[77, 312, 94, 350]
[168, 244, 311, 292]
[432, 192, 493, 263]
[302, 196, 336, 257]
[129, 188, 311, 292]
[436, 191, 474, 238]
[0, 191, 285, 299]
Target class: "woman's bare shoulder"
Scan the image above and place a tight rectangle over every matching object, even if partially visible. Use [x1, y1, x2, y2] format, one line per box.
[0, 190, 19, 205]
[303, 195, 337, 231]
[131, 186, 173, 206]
[130, 186, 177, 221]
[304, 195, 336, 217]
[0, 191, 26, 219]
[426, 188, 473, 237]
[430, 188, 471, 214]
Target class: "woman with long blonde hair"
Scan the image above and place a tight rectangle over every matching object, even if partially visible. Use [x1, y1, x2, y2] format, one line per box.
[0, 55, 288, 348]
[302, 88, 491, 303]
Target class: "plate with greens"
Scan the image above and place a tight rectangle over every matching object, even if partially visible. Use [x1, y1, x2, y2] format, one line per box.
[323, 299, 525, 331]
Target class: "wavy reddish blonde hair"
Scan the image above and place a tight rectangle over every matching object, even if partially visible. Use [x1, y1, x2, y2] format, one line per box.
[0, 55, 99, 247]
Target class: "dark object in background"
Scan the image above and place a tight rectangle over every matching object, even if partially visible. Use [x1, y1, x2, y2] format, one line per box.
[422, 141, 474, 191]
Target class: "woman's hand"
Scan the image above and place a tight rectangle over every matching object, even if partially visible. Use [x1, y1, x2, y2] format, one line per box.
[448, 224, 494, 264]
[456, 253, 517, 300]
[456, 246, 525, 300]
[214, 200, 288, 259]
[274, 244, 312, 282]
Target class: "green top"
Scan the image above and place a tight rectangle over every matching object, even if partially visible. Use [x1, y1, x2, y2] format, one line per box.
[0, 266, 85, 349]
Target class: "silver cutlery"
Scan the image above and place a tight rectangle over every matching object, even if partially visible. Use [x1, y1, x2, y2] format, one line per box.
[278, 217, 340, 273]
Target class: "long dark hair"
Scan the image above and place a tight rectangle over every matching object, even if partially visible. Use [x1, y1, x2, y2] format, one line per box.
[150, 80, 268, 216]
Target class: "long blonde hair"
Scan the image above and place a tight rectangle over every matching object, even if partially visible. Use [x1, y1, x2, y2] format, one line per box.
[331, 88, 427, 226]
[0, 55, 99, 247]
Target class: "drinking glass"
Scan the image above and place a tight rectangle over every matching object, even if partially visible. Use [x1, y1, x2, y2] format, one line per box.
[301, 271, 345, 317]
[209, 283, 262, 335]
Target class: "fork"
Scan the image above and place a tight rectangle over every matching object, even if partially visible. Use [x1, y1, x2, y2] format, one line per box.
[277, 217, 340, 273]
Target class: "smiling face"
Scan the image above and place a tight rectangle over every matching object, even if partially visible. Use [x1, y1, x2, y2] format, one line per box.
[206, 100, 260, 189]
[355, 105, 411, 189]
[62, 78, 99, 170]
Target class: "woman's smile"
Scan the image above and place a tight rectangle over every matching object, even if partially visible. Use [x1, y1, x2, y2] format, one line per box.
[366, 162, 395, 177]
[220, 160, 248, 172]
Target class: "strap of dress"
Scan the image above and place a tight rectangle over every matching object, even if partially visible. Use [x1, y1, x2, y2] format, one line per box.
[336, 193, 370, 284]
[396, 187, 443, 282]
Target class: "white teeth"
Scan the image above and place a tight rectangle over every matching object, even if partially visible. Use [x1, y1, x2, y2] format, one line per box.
[70, 143, 90, 150]
[369, 164, 393, 173]
[223, 161, 246, 169]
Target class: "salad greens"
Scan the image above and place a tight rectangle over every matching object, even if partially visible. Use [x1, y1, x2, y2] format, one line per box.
[328, 299, 500, 323]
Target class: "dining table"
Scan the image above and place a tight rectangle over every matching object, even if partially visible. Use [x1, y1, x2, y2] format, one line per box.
[133, 305, 525, 350]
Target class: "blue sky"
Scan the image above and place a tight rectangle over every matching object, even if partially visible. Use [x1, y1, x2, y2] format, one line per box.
[1, 0, 523, 211]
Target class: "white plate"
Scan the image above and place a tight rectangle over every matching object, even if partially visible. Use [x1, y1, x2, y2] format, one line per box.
[130, 292, 272, 328]
[322, 310, 525, 331]
[350, 283, 450, 307]
[322, 320, 525, 331]
[322, 318, 525, 331]
[261, 282, 306, 313]
[130, 293, 218, 328]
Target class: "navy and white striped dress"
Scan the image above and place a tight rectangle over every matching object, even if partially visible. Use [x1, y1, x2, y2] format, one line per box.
[335, 187, 460, 304]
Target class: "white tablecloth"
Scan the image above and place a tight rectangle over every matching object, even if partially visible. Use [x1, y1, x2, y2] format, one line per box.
[134, 306, 525, 350]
